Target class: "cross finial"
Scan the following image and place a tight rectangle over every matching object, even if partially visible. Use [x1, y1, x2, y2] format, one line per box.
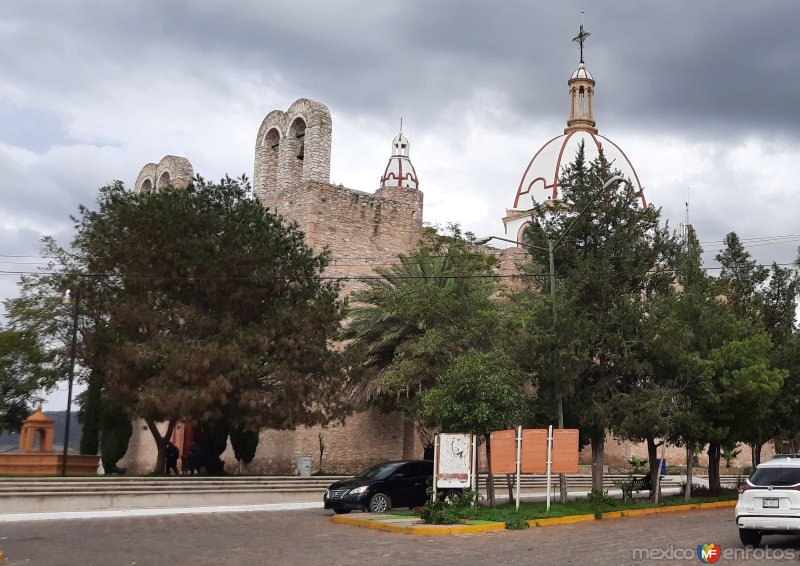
[572, 12, 591, 64]
[399, 117, 403, 133]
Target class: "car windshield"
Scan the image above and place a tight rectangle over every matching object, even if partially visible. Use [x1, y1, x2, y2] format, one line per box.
[750, 467, 800, 487]
[355, 462, 403, 480]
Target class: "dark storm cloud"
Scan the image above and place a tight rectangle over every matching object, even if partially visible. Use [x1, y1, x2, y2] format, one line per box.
[4, 1, 797, 137]
[1, 0, 798, 285]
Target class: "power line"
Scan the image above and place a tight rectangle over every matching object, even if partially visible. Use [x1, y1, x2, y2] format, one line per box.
[0, 263, 797, 281]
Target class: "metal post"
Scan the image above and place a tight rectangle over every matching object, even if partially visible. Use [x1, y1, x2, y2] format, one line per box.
[515, 425, 522, 511]
[546, 425, 553, 511]
[61, 286, 80, 476]
[432, 434, 438, 503]
[471, 434, 478, 506]
[549, 239, 568, 503]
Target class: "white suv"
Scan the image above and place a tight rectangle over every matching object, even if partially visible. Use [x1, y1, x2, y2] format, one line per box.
[736, 456, 800, 546]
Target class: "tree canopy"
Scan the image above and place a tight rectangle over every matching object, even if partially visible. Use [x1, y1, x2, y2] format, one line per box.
[343, 225, 510, 430]
[8, 175, 351, 471]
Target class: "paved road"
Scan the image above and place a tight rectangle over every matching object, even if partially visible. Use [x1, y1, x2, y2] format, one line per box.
[1, 506, 798, 565]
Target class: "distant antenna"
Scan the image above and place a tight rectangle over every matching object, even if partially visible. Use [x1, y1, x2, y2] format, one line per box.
[685, 187, 690, 228]
[683, 188, 691, 248]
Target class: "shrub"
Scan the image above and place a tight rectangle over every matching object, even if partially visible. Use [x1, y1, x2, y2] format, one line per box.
[418, 499, 461, 525]
[628, 456, 648, 474]
[505, 519, 530, 530]
[587, 489, 616, 519]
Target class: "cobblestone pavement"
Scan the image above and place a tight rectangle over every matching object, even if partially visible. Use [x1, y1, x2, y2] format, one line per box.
[1, 506, 798, 565]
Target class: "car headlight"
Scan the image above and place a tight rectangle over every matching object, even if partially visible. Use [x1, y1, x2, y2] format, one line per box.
[324, 489, 329, 497]
[349, 486, 368, 495]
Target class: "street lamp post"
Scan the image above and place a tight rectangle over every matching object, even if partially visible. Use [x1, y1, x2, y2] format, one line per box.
[476, 174, 623, 501]
[61, 286, 80, 477]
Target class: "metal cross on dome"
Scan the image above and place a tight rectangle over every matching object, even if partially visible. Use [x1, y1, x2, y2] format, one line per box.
[572, 12, 591, 64]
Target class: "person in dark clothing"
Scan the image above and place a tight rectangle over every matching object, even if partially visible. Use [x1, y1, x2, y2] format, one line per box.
[165, 441, 180, 475]
[188, 440, 202, 474]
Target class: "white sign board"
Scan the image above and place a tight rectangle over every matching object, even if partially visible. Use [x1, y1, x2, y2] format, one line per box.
[435, 433, 473, 489]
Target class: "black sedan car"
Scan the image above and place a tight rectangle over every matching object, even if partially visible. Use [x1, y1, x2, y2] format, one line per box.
[324, 460, 433, 514]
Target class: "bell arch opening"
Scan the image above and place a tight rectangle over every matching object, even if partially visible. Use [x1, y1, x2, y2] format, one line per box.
[157, 171, 172, 190]
[263, 128, 280, 196]
[287, 117, 306, 186]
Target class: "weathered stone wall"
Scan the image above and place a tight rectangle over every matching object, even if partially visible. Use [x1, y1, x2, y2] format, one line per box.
[271, 181, 423, 295]
[221, 409, 423, 475]
[118, 420, 164, 474]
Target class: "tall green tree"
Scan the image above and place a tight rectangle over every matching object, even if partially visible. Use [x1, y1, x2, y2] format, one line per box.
[715, 232, 769, 323]
[419, 350, 530, 505]
[521, 142, 681, 492]
[69, 176, 349, 472]
[663, 234, 787, 491]
[3, 235, 111, 454]
[0, 329, 56, 431]
[769, 258, 800, 455]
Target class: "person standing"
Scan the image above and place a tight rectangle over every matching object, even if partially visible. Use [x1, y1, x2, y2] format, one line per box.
[165, 441, 180, 475]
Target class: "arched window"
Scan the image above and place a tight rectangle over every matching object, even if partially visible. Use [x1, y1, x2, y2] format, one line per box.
[140, 179, 153, 193]
[157, 171, 171, 191]
[263, 128, 280, 193]
[287, 117, 307, 185]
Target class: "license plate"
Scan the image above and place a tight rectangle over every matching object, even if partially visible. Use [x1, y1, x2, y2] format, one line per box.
[763, 498, 779, 508]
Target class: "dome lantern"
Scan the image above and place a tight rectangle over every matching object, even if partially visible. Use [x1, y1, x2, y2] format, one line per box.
[379, 123, 419, 190]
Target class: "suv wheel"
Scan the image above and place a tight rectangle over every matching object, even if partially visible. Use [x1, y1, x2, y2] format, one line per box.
[369, 492, 391, 513]
[739, 529, 762, 547]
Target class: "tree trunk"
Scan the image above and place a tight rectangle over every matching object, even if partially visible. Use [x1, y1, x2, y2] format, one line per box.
[145, 418, 177, 474]
[485, 434, 495, 507]
[707, 442, 721, 495]
[78, 371, 103, 455]
[750, 441, 763, 467]
[506, 474, 514, 502]
[646, 435, 658, 495]
[685, 445, 693, 503]
[590, 427, 605, 493]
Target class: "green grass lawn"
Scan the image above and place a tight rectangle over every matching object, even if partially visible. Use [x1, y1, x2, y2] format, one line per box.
[393, 491, 738, 524]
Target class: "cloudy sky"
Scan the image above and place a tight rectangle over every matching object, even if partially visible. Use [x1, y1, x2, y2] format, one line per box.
[2, 2, 799, 407]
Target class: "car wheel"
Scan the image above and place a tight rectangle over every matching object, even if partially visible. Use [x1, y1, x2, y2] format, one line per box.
[739, 528, 762, 547]
[333, 509, 351, 515]
[369, 492, 391, 513]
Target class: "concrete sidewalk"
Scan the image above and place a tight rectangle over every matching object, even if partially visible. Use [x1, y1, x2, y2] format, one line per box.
[0, 501, 324, 523]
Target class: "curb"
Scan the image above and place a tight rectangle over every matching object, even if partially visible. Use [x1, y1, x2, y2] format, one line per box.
[332, 499, 737, 535]
[600, 499, 736, 520]
[332, 514, 505, 535]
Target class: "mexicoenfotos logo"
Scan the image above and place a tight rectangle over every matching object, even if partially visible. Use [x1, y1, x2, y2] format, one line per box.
[697, 543, 721, 563]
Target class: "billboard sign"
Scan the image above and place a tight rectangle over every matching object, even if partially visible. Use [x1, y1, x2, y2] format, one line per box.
[435, 433, 474, 489]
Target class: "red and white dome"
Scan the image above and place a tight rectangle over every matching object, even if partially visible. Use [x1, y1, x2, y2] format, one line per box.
[513, 129, 645, 209]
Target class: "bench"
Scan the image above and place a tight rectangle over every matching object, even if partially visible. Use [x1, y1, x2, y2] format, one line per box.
[614, 475, 653, 501]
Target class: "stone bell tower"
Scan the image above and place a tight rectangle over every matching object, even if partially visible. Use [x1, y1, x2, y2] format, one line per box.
[253, 98, 332, 212]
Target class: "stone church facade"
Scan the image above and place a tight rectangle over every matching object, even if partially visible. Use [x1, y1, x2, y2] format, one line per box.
[120, 99, 425, 474]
